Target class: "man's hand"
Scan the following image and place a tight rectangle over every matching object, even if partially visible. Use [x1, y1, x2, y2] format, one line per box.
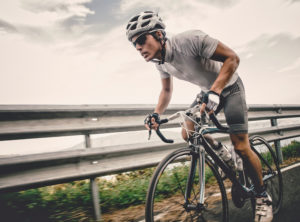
[200, 91, 220, 114]
[144, 113, 160, 131]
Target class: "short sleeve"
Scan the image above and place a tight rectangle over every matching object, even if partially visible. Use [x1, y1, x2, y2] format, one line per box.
[178, 30, 219, 59]
[201, 34, 219, 58]
[155, 63, 171, 79]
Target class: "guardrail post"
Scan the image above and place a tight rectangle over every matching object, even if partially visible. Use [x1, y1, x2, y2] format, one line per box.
[85, 134, 102, 221]
[270, 118, 283, 164]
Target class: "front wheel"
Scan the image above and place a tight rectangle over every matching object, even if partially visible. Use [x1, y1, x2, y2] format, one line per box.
[145, 147, 229, 222]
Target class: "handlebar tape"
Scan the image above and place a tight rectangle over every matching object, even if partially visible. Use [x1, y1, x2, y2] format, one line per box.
[156, 127, 174, 143]
[159, 119, 169, 124]
[156, 119, 174, 143]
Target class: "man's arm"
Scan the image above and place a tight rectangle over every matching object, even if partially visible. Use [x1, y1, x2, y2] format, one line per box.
[145, 76, 173, 131]
[209, 41, 240, 95]
[154, 76, 173, 114]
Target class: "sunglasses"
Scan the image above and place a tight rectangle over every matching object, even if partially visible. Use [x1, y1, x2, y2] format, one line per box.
[132, 33, 149, 47]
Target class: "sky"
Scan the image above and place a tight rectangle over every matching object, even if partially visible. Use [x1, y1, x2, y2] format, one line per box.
[1, 0, 300, 105]
[1, 0, 300, 155]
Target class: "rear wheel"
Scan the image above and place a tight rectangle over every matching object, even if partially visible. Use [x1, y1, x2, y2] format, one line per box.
[249, 135, 283, 214]
[145, 147, 229, 222]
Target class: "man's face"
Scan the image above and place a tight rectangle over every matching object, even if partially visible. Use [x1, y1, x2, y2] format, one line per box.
[131, 32, 161, 62]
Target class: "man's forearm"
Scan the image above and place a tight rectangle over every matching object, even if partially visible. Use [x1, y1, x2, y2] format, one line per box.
[154, 90, 172, 114]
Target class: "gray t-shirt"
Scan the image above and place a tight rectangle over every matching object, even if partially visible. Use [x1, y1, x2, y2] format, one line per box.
[155, 30, 239, 91]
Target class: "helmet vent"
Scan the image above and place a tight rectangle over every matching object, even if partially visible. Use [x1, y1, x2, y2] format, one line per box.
[129, 16, 139, 22]
[154, 24, 163, 29]
[144, 11, 153, 13]
[141, 20, 150, 27]
[143, 14, 153, 20]
[130, 23, 137, 30]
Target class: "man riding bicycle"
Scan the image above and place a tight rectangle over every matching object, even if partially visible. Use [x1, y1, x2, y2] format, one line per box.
[126, 11, 273, 222]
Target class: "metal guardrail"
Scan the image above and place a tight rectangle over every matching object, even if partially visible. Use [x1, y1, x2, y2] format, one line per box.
[0, 104, 300, 221]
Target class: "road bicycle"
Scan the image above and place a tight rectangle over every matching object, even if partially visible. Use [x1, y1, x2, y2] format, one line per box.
[145, 104, 283, 222]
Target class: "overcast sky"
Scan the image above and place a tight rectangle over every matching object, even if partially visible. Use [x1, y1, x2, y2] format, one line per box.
[1, 0, 300, 105]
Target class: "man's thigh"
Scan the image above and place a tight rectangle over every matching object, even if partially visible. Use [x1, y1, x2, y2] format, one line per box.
[223, 78, 248, 134]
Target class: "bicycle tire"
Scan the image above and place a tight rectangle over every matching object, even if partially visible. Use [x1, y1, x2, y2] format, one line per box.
[249, 135, 283, 214]
[145, 147, 229, 222]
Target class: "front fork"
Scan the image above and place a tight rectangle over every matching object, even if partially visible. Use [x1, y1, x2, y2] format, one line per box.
[198, 146, 206, 204]
[184, 145, 206, 210]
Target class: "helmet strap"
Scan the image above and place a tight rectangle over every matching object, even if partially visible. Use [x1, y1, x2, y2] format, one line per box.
[159, 38, 167, 65]
[151, 31, 167, 65]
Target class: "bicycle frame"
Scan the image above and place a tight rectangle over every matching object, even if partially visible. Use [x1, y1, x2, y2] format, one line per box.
[249, 138, 278, 181]
[154, 105, 278, 208]
[183, 132, 280, 208]
[182, 130, 254, 208]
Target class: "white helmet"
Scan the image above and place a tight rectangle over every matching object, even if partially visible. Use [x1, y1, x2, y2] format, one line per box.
[126, 11, 166, 41]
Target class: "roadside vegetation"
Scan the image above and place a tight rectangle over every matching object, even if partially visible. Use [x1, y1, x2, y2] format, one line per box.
[0, 140, 299, 222]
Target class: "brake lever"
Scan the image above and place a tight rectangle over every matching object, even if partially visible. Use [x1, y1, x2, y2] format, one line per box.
[147, 122, 152, 140]
[148, 128, 152, 140]
[147, 118, 173, 143]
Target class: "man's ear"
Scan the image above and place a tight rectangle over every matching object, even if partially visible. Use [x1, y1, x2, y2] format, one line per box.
[155, 31, 163, 39]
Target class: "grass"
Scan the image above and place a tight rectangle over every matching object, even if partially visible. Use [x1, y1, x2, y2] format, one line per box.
[0, 140, 299, 222]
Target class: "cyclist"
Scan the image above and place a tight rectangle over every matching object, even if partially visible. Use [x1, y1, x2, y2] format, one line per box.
[126, 11, 273, 222]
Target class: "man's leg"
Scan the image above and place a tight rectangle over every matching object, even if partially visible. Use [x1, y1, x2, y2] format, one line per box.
[230, 133, 263, 188]
[231, 133, 273, 222]
[181, 120, 194, 141]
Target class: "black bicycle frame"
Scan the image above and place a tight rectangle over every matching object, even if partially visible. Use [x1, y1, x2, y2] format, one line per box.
[156, 113, 270, 203]
[200, 135, 240, 184]
[200, 132, 255, 198]
[249, 142, 277, 181]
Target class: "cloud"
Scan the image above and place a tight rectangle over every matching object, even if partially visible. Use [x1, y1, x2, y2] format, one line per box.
[0, 19, 18, 33]
[69, 0, 129, 36]
[288, 0, 300, 3]
[235, 33, 300, 103]
[21, 0, 94, 17]
[119, 0, 239, 15]
[83, 0, 122, 24]
[118, 0, 239, 39]
[1, 0, 300, 105]
[0, 18, 52, 43]
[278, 57, 300, 73]
[198, 0, 240, 8]
[237, 33, 300, 74]
[0, 1, 95, 40]
[20, 0, 125, 38]
[22, 0, 95, 34]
